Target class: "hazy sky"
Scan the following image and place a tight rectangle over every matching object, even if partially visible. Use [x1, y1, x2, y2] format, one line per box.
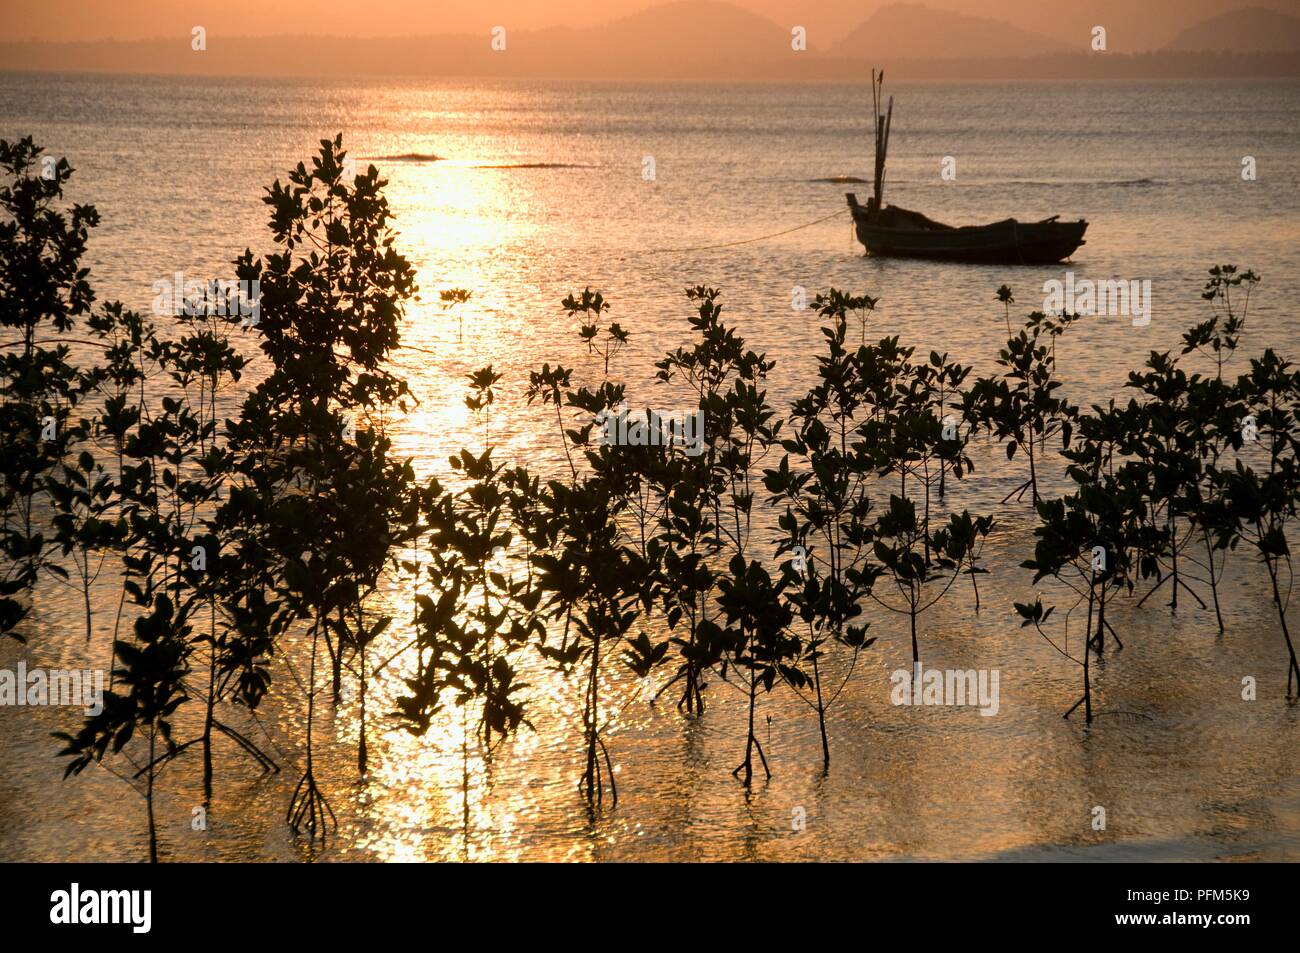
[7, 0, 1293, 52]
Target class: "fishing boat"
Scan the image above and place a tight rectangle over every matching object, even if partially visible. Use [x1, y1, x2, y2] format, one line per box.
[850, 71, 1088, 265]
[847, 193, 1088, 265]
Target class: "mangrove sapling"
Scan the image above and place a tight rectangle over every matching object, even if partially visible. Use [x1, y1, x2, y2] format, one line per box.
[399, 368, 539, 776]
[707, 315, 789, 776]
[1057, 400, 1147, 655]
[993, 284, 1013, 335]
[1125, 352, 1206, 614]
[440, 287, 472, 341]
[306, 414, 415, 776]
[565, 287, 627, 379]
[96, 334, 221, 813]
[556, 281, 654, 589]
[811, 288, 878, 345]
[867, 495, 991, 668]
[647, 287, 771, 714]
[0, 138, 99, 640]
[533, 474, 641, 808]
[645, 300, 730, 716]
[716, 553, 800, 785]
[768, 491, 876, 771]
[1207, 349, 1300, 694]
[948, 509, 994, 613]
[777, 548, 875, 771]
[523, 352, 648, 807]
[57, 588, 193, 862]
[963, 312, 1076, 506]
[220, 134, 416, 840]
[529, 320, 654, 622]
[893, 351, 974, 548]
[454, 369, 536, 744]
[996, 285, 1014, 338]
[1177, 266, 1258, 632]
[849, 335, 913, 498]
[57, 386, 201, 861]
[398, 462, 535, 746]
[922, 351, 973, 501]
[1181, 373, 1248, 633]
[634, 447, 724, 714]
[1017, 469, 1160, 722]
[269, 430, 397, 841]
[159, 292, 252, 797]
[853, 333, 969, 554]
[764, 307, 877, 769]
[578, 396, 667, 591]
[529, 517, 610, 794]
[81, 301, 162, 683]
[1184, 265, 1259, 382]
[46, 450, 118, 644]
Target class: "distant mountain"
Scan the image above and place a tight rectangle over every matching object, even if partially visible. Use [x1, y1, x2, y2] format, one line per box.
[526, 0, 792, 69]
[829, 2, 1069, 60]
[589, 0, 788, 55]
[1164, 6, 1300, 53]
[951, 0, 1294, 53]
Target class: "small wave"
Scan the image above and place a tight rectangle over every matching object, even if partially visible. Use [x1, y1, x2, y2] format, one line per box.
[810, 175, 870, 183]
[995, 177, 1158, 188]
[363, 153, 444, 162]
[470, 162, 600, 169]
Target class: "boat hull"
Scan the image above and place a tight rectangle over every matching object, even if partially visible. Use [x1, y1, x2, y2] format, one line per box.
[847, 199, 1087, 265]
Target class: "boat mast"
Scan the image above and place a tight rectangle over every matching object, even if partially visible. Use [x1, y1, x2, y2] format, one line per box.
[871, 69, 893, 212]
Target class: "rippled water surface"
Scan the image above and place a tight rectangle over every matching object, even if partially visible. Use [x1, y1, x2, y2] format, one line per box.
[1, 73, 1298, 861]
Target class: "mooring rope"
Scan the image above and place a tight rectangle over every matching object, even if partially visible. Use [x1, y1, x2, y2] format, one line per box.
[641, 207, 849, 254]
